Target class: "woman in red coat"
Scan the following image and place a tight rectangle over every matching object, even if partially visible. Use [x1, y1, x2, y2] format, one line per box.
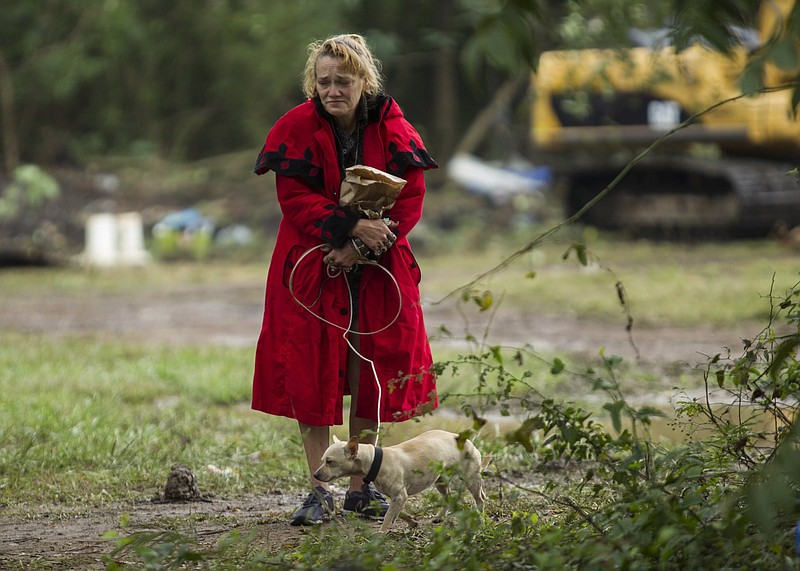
[252, 34, 438, 525]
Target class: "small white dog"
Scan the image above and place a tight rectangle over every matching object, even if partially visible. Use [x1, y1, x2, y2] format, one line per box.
[314, 429, 487, 533]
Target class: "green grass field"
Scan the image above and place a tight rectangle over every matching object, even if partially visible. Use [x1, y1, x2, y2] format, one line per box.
[419, 233, 800, 327]
[1, 235, 799, 568]
[1, 236, 797, 507]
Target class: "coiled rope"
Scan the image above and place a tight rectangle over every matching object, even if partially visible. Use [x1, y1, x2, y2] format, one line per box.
[288, 243, 403, 445]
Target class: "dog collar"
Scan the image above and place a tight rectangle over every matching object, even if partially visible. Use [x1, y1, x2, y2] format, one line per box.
[363, 446, 383, 483]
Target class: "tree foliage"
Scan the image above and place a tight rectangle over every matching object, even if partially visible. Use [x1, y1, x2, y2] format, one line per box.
[668, 0, 800, 104]
[0, 0, 348, 164]
[2, 0, 799, 169]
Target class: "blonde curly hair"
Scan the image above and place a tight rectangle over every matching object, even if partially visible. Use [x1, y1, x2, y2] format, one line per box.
[302, 34, 383, 99]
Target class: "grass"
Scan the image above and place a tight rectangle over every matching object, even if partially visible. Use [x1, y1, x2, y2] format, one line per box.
[0, 333, 523, 505]
[0, 334, 306, 507]
[0, 262, 266, 296]
[1, 235, 796, 506]
[2, 233, 796, 327]
[1, 235, 798, 567]
[418, 233, 800, 327]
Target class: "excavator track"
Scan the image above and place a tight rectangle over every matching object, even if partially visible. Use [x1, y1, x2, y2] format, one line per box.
[562, 156, 800, 238]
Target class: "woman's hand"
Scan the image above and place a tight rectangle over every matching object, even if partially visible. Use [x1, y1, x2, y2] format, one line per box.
[321, 243, 359, 272]
[350, 218, 398, 254]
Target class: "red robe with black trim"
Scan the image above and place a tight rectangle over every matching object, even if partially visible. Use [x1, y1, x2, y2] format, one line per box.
[251, 95, 438, 427]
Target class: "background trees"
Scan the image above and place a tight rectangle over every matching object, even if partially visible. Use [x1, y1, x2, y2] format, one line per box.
[0, 1, 796, 168]
[0, 0, 663, 168]
[0, 0, 349, 166]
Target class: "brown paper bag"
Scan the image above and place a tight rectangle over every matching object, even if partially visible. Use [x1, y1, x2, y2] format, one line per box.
[339, 165, 406, 219]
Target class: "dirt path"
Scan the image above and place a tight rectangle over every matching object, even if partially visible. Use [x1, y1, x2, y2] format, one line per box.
[0, 280, 756, 568]
[0, 280, 751, 362]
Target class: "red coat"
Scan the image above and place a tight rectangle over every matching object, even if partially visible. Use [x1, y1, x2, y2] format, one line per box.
[251, 95, 438, 426]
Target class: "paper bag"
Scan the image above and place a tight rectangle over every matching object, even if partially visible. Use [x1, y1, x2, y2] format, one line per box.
[339, 165, 406, 220]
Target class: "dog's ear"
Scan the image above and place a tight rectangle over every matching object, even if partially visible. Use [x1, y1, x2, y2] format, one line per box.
[333, 434, 342, 444]
[345, 436, 359, 458]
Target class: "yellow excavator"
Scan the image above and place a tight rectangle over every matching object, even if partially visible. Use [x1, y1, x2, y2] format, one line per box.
[532, 0, 800, 237]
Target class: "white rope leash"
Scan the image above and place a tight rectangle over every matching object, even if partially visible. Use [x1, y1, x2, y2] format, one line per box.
[287, 243, 403, 445]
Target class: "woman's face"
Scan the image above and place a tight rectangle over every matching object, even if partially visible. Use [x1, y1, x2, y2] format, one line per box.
[315, 55, 365, 130]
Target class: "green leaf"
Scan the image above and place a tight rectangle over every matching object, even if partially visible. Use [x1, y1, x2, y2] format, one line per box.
[562, 242, 588, 265]
[603, 401, 625, 433]
[473, 290, 494, 311]
[576, 243, 588, 266]
[746, 482, 775, 534]
[740, 61, 763, 96]
[593, 376, 615, 391]
[768, 334, 800, 380]
[481, 21, 520, 72]
[635, 406, 667, 423]
[505, 429, 533, 453]
[505, 417, 543, 453]
[768, 37, 798, 70]
[456, 429, 473, 450]
[550, 357, 565, 375]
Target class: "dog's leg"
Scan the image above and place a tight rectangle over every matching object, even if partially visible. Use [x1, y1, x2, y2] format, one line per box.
[398, 512, 419, 528]
[379, 492, 407, 533]
[464, 447, 487, 512]
[465, 471, 485, 512]
[432, 478, 449, 523]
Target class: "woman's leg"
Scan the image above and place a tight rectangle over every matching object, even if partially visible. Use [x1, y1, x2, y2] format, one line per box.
[341, 327, 388, 518]
[298, 422, 330, 489]
[347, 333, 377, 493]
[291, 422, 334, 525]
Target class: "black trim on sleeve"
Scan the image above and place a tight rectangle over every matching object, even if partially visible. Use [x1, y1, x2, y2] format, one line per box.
[386, 139, 438, 177]
[254, 143, 325, 189]
[317, 204, 361, 248]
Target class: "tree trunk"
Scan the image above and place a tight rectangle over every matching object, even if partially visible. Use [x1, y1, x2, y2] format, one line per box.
[0, 51, 19, 173]
[453, 74, 529, 158]
[434, 0, 457, 161]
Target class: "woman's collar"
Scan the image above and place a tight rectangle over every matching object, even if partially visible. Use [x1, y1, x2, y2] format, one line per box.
[313, 94, 384, 127]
